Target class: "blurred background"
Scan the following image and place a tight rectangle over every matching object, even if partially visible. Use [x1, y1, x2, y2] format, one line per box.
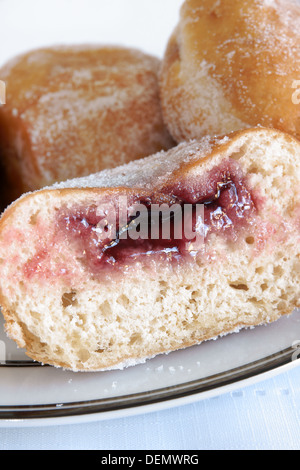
[0, 0, 183, 66]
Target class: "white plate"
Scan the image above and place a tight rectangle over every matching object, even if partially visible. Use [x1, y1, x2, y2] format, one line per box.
[0, 0, 299, 427]
[0, 310, 300, 427]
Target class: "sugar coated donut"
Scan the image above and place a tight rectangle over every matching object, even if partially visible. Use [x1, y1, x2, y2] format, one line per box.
[160, 0, 300, 142]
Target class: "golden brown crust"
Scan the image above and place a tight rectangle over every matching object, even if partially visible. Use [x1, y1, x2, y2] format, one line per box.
[160, 0, 300, 142]
[0, 45, 175, 206]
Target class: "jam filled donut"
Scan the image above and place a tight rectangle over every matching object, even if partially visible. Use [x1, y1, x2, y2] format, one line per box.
[0, 128, 299, 371]
[160, 0, 300, 143]
[0, 46, 174, 205]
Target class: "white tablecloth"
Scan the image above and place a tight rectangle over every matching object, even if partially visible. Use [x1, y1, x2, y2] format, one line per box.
[0, 366, 299, 450]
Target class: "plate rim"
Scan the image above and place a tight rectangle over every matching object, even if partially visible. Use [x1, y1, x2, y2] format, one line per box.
[0, 345, 299, 426]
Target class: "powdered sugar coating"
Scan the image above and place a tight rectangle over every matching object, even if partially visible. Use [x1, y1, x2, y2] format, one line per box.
[52, 138, 216, 191]
[160, 0, 300, 142]
[0, 45, 174, 204]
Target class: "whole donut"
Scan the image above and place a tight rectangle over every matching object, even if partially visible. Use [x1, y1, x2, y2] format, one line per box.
[160, 0, 300, 142]
[0, 46, 174, 205]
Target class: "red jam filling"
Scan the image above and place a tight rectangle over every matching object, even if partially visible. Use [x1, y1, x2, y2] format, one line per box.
[25, 160, 258, 278]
